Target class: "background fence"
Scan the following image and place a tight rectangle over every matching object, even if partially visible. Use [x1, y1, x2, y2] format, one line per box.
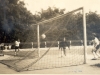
[0, 40, 92, 50]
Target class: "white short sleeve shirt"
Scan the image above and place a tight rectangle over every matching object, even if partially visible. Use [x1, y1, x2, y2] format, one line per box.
[93, 37, 100, 46]
[15, 41, 20, 46]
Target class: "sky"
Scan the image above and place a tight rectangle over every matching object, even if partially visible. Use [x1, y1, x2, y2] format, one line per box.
[23, 0, 100, 15]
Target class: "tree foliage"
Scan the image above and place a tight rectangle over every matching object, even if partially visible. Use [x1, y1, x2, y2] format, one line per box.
[0, 0, 100, 43]
[0, 0, 35, 43]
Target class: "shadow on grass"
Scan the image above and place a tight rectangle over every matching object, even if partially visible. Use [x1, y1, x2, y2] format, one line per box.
[90, 63, 100, 68]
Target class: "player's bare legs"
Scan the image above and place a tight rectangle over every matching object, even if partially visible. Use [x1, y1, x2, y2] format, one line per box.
[92, 48, 100, 59]
[95, 49, 100, 58]
[63, 48, 66, 56]
[15, 49, 17, 56]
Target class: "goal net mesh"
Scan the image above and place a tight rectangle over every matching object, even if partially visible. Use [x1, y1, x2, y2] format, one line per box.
[0, 7, 85, 72]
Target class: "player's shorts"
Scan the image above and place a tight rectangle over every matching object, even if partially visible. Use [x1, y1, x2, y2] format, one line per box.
[93, 44, 100, 52]
[15, 46, 19, 49]
[96, 44, 100, 49]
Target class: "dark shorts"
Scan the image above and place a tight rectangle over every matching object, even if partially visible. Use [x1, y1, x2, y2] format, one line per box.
[96, 44, 100, 50]
[93, 44, 100, 52]
[15, 46, 19, 49]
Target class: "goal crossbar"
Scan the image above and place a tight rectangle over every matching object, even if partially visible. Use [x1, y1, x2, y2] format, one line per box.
[31, 7, 83, 26]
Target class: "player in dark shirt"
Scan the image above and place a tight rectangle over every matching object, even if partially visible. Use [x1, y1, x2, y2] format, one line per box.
[59, 38, 70, 56]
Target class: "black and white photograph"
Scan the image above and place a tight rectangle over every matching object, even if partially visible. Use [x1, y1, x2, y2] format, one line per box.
[0, 0, 100, 74]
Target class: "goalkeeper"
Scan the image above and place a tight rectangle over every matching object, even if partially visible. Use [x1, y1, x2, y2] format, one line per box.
[59, 38, 68, 56]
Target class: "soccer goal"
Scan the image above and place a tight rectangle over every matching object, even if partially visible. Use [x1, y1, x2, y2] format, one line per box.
[36, 6, 87, 63]
[0, 7, 87, 72]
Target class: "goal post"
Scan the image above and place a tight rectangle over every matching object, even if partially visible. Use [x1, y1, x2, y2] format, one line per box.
[37, 24, 40, 57]
[82, 7, 87, 64]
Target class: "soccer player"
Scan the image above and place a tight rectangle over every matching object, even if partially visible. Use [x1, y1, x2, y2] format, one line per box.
[14, 39, 20, 56]
[92, 36, 100, 60]
[59, 37, 67, 57]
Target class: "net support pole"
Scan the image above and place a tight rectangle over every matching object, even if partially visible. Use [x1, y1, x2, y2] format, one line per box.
[82, 7, 87, 64]
[37, 24, 40, 57]
[32, 42, 33, 49]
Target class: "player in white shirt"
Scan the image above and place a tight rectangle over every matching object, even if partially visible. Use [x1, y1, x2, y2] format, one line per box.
[14, 39, 20, 56]
[92, 36, 100, 60]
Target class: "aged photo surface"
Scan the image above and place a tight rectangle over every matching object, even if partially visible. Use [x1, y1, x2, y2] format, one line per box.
[0, 0, 100, 74]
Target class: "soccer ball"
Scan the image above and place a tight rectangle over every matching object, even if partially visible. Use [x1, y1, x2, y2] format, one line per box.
[41, 34, 46, 39]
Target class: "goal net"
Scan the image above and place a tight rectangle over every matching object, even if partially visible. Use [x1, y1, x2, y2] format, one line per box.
[0, 7, 87, 72]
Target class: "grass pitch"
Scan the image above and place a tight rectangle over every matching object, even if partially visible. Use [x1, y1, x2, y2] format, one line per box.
[0, 46, 93, 72]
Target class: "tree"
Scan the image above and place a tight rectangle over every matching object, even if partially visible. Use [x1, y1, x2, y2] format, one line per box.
[0, 0, 36, 43]
[0, 0, 100, 43]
